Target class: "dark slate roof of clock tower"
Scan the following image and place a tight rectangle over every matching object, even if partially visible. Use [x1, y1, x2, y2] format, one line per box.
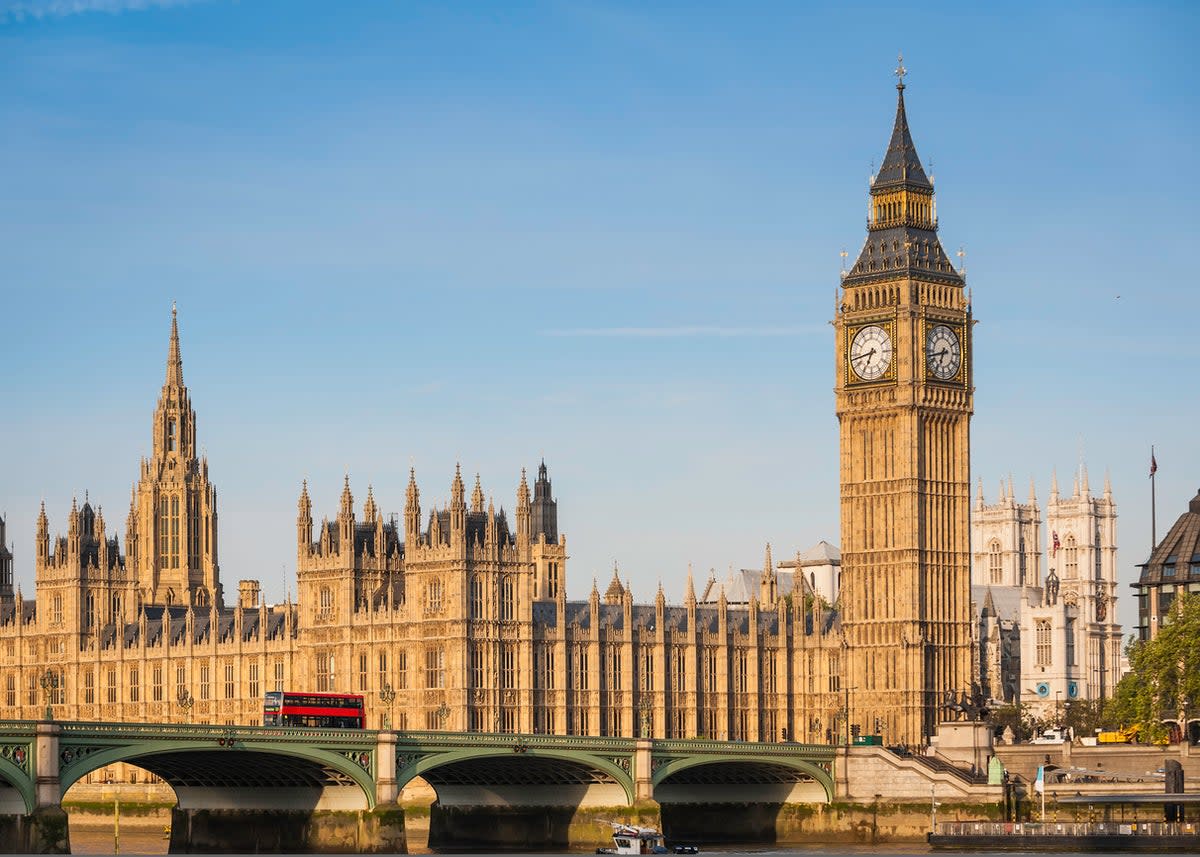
[874, 82, 932, 190]
[842, 82, 963, 288]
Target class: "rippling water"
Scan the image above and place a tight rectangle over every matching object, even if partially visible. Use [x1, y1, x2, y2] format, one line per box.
[75, 818, 1134, 857]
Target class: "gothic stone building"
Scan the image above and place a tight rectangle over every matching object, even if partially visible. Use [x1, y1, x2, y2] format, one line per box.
[0, 75, 973, 748]
[970, 472, 1122, 718]
[0, 310, 847, 741]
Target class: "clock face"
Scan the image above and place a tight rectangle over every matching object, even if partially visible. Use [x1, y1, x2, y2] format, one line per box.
[849, 324, 893, 381]
[925, 324, 962, 380]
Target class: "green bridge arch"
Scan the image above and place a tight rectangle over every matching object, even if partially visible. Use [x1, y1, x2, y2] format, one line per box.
[651, 753, 834, 802]
[0, 753, 35, 814]
[59, 738, 378, 809]
[400, 746, 636, 805]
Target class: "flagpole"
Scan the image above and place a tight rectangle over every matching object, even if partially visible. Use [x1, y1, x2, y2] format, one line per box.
[1151, 445, 1157, 553]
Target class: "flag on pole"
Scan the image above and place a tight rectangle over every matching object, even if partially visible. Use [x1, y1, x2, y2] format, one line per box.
[1150, 452, 1158, 478]
[1051, 531, 1061, 557]
[1034, 765, 1045, 794]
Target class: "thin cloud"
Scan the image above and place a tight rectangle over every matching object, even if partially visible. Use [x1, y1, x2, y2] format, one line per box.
[542, 325, 819, 338]
[0, 0, 203, 22]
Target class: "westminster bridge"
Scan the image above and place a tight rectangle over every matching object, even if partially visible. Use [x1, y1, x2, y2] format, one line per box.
[0, 720, 835, 852]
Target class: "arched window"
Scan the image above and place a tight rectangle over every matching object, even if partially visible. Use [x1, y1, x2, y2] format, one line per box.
[158, 498, 169, 568]
[318, 586, 333, 618]
[988, 540, 1003, 584]
[469, 576, 484, 617]
[167, 419, 176, 452]
[51, 594, 63, 625]
[170, 496, 180, 569]
[1064, 535, 1078, 579]
[425, 578, 444, 614]
[500, 575, 515, 621]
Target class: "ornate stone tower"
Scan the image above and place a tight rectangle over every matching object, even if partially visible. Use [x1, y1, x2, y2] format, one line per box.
[0, 515, 12, 611]
[835, 64, 974, 746]
[1041, 465, 1121, 703]
[125, 307, 222, 607]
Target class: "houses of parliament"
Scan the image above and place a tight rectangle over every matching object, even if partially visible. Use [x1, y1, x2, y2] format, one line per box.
[0, 74, 974, 750]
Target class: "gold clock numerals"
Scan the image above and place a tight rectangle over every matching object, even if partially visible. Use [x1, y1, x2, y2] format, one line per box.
[849, 324, 893, 382]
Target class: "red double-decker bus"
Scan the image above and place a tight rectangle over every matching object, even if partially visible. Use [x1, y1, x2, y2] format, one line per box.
[262, 691, 365, 728]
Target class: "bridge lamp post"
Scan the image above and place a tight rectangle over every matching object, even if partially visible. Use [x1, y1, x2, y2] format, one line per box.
[843, 685, 858, 746]
[435, 702, 450, 731]
[40, 670, 58, 721]
[379, 683, 395, 730]
[176, 686, 195, 723]
[637, 694, 654, 739]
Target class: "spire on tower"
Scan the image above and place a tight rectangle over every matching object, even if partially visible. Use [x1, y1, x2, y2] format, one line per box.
[843, 61, 961, 286]
[166, 303, 184, 387]
[339, 474, 353, 516]
[875, 55, 932, 191]
[451, 463, 465, 506]
[1050, 469, 1060, 500]
[471, 473, 484, 513]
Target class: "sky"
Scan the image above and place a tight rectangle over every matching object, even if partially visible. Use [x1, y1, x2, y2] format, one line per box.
[0, 1, 1197, 632]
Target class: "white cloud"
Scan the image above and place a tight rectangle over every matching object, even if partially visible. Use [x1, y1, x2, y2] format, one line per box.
[1, 0, 203, 22]
[542, 325, 818, 339]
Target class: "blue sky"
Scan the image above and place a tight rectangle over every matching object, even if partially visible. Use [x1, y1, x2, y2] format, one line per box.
[1, 1, 1196, 630]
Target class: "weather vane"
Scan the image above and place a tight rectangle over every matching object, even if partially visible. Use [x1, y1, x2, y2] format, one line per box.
[895, 53, 907, 86]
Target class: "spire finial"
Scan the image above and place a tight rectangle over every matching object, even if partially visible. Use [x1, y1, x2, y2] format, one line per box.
[894, 52, 907, 89]
[166, 303, 183, 387]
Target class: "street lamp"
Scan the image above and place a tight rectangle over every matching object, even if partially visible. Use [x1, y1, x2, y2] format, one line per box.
[40, 670, 58, 721]
[176, 686, 195, 723]
[379, 683, 395, 730]
[843, 685, 858, 745]
[1055, 690, 1062, 728]
[637, 695, 653, 739]
[435, 702, 450, 730]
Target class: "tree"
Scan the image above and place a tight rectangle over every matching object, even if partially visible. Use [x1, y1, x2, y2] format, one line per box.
[1061, 698, 1106, 737]
[986, 703, 1042, 743]
[1105, 593, 1200, 743]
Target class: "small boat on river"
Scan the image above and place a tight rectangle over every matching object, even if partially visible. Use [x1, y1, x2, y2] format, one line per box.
[596, 822, 699, 855]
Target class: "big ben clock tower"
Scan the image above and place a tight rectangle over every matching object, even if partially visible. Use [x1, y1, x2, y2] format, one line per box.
[835, 60, 973, 747]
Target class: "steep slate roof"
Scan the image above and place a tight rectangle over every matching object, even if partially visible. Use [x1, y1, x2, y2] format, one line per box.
[1137, 490, 1200, 585]
[844, 83, 963, 288]
[873, 83, 932, 189]
[972, 584, 1026, 622]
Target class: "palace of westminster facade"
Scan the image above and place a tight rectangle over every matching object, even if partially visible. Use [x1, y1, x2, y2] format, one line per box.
[0, 76, 1028, 749]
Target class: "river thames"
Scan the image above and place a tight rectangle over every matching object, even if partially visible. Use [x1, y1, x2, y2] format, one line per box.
[69, 823, 1140, 857]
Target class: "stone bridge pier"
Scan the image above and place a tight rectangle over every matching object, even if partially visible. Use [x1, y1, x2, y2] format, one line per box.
[0, 723, 69, 854]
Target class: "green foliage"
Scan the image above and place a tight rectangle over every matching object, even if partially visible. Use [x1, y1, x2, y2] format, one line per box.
[1104, 593, 1200, 742]
[986, 703, 1041, 742]
[1061, 698, 1107, 736]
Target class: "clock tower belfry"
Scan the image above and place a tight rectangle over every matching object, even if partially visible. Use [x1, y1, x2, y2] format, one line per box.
[834, 64, 974, 747]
